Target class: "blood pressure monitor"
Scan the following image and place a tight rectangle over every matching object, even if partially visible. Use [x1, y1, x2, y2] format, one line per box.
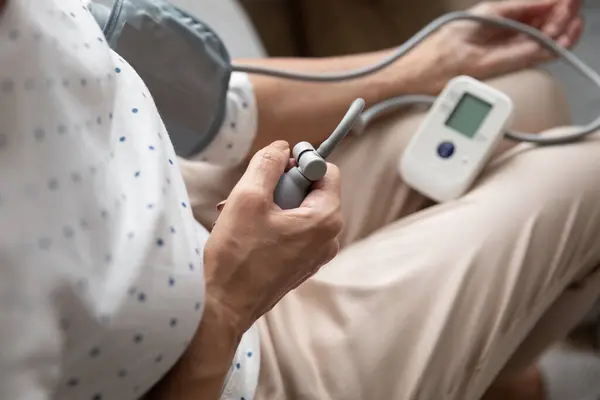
[399, 76, 515, 202]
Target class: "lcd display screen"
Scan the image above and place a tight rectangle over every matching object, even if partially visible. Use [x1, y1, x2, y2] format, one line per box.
[445, 93, 493, 138]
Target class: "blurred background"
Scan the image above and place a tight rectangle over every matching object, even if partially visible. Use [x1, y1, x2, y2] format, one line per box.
[238, 0, 599, 124]
[544, 0, 600, 124]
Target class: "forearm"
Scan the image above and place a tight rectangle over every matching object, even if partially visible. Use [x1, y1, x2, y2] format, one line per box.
[240, 47, 448, 154]
[145, 296, 242, 400]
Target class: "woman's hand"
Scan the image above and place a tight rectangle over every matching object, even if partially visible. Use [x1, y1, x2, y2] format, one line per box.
[204, 140, 343, 333]
[423, 0, 583, 85]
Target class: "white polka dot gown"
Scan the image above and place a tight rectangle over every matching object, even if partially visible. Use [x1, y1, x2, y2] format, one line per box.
[0, 1, 260, 399]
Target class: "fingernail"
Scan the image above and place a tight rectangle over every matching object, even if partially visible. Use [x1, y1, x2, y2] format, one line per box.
[272, 140, 290, 152]
[216, 200, 227, 212]
[546, 24, 559, 36]
[557, 35, 570, 48]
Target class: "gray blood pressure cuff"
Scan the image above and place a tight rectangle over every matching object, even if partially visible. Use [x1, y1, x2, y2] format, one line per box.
[89, 0, 231, 158]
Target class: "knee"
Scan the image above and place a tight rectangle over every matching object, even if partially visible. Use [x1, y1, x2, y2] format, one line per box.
[487, 68, 571, 133]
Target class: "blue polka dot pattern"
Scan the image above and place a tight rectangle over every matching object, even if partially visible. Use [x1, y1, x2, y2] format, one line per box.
[89, 347, 100, 358]
[0, 2, 228, 399]
[38, 237, 52, 250]
[48, 179, 59, 191]
[63, 226, 74, 238]
[1, 79, 14, 92]
[34, 128, 45, 141]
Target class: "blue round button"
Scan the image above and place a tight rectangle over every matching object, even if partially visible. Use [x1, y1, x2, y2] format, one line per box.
[437, 141, 455, 158]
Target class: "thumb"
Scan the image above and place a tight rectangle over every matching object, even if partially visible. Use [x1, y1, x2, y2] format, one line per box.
[236, 140, 290, 196]
[300, 163, 341, 209]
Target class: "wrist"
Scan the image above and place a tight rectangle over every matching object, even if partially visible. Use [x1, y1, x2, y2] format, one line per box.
[147, 294, 242, 400]
[188, 293, 244, 375]
[380, 35, 462, 97]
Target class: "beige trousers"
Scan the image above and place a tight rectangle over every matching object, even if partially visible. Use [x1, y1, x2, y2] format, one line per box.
[193, 69, 600, 400]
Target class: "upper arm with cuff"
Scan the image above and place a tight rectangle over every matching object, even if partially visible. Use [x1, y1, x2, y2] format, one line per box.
[192, 72, 258, 166]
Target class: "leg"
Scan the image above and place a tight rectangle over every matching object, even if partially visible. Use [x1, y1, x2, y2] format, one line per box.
[483, 265, 600, 399]
[255, 121, 600, 399]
